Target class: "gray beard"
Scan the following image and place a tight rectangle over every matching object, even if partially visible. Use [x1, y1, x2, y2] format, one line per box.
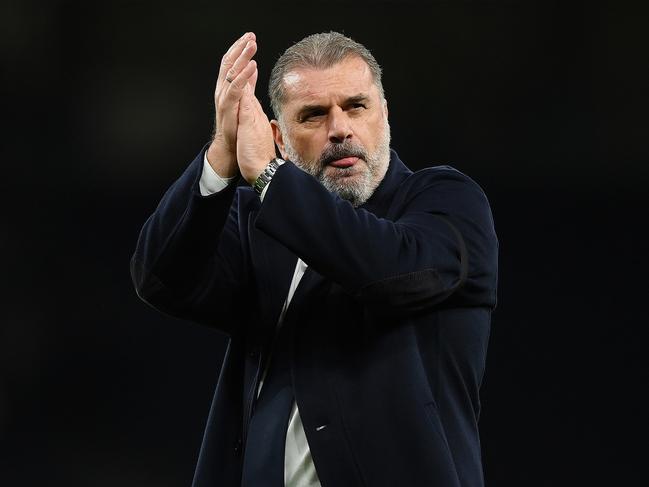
[282, 121, 391, 207]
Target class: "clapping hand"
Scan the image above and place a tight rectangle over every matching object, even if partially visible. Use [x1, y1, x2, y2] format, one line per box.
[206, 32, 278, 186]
[236, 82, 277, 185]
[206, 32, 260, 178]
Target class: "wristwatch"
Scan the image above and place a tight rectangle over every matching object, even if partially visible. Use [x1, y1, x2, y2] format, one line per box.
[253, 158, 285, 195]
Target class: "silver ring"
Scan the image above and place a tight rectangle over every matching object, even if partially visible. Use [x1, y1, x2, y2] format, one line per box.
[225, 76, 233, 83]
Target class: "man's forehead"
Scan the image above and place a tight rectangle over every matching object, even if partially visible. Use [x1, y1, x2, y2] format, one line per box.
[281, 56, 376, 106]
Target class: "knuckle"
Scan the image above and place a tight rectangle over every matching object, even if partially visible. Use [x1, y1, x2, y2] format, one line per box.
[223, 84, 236, 97]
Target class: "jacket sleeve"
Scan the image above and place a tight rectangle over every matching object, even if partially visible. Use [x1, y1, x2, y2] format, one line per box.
[254, 161, 498, 313]
[130, 145, 254, 334]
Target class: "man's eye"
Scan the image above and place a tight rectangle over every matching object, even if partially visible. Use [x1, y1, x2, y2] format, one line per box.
[350, 103, 366, 111]
[301, 112, 325, 122]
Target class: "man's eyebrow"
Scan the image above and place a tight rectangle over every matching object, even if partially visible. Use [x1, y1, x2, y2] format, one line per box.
[344, 94, 370, 105]
[295, 94, 371, 120]
[296, 104, 327, 119]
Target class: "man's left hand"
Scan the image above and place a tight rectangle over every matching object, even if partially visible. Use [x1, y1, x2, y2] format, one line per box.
[236, 83, 277, 185]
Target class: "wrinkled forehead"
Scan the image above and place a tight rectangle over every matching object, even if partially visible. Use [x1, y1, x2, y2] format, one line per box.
[280, 56, 379, 111]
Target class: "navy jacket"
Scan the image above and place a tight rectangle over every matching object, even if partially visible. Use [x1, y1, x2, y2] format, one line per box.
[131, 145, 498, 487]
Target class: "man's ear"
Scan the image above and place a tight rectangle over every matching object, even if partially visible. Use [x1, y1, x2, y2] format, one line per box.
[383, 98, 389, 119]
[271, 120, 288, 160]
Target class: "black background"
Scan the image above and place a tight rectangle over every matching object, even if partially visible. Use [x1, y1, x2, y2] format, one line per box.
[3, 0, 648, 485]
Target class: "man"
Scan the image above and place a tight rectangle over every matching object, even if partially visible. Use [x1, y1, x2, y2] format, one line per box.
[131, 31, 498, 487]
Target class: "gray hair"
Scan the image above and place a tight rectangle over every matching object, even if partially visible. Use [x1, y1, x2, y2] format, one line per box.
[268, 31, 385, 121]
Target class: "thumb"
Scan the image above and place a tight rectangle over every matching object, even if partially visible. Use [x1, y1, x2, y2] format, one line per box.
[238, 84, 254, 120]
[248, 66, 259, 94]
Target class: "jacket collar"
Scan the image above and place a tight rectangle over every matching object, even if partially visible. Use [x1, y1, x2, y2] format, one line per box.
[247, 148, 412, 341]
[358, 149, 412, 217]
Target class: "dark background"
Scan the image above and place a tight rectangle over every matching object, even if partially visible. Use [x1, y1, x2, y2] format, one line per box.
[3, 0, 648, 485]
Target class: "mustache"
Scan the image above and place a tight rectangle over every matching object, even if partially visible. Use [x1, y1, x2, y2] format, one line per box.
[318, 141, 368, 166]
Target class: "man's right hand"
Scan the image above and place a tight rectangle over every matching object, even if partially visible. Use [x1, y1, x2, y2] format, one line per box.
[207, 32, 259, 178]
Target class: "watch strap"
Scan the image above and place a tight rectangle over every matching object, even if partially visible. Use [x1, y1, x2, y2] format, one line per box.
[253, 158, 285, 195]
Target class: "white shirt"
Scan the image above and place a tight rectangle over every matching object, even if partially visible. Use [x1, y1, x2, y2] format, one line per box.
[200, 154, 322, 487]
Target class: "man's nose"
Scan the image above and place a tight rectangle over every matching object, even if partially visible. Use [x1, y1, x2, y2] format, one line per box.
[327, 107, 353, 144]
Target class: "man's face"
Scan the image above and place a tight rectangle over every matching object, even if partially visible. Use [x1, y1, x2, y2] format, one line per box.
[271, 56, 391, 207]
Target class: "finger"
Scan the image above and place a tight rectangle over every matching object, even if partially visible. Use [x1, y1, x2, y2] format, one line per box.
[238, 87, 268, 127]
[252, 92, 264, 112]
[216, 61, 257, 139]
[222, 39, 257, 87]
[223, 60, 257, 105]
[248, 66, 259, 94]
[218, 32, 256, 86]
[221, 32, 255, 70]
[238, 86, 255, 120]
